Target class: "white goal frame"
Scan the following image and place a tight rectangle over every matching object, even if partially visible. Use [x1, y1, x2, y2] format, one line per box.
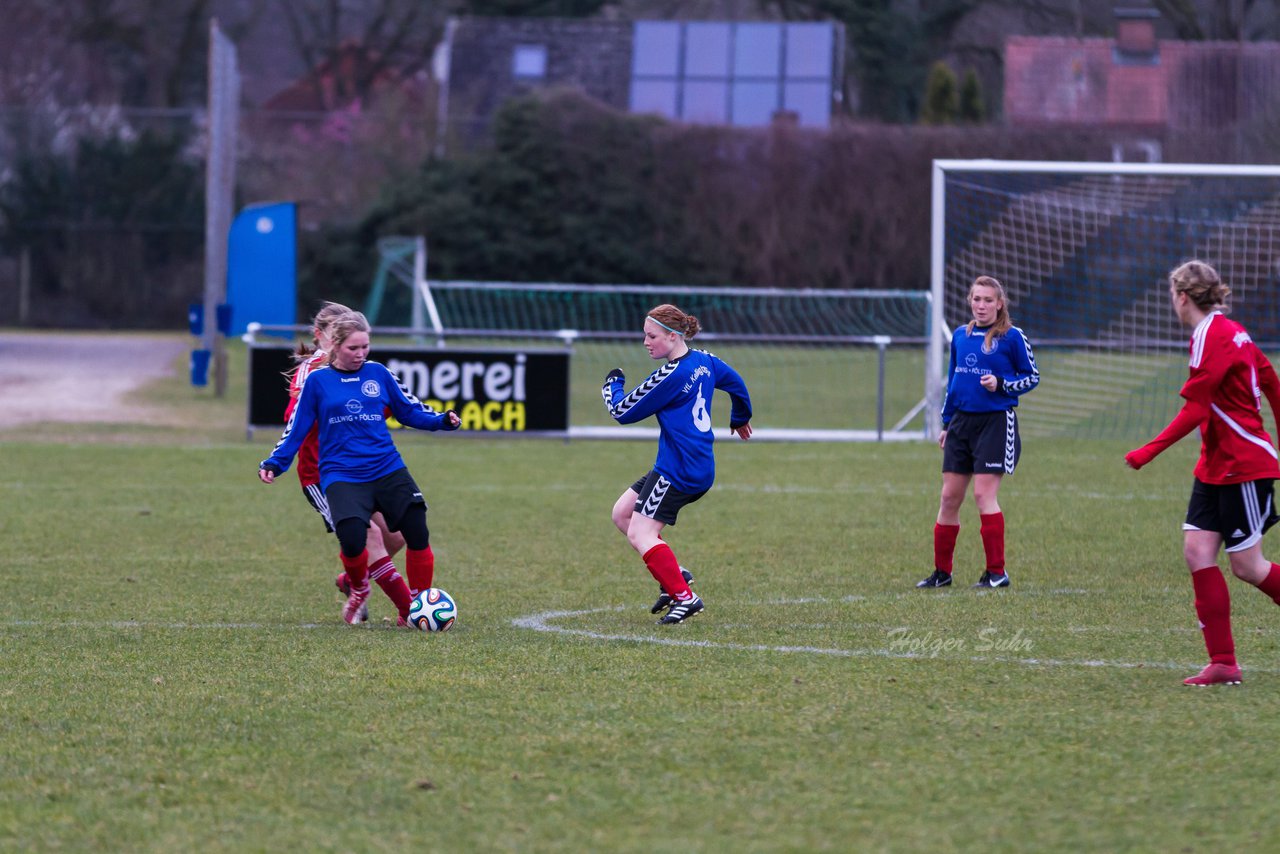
[930, 159, 1280, 440]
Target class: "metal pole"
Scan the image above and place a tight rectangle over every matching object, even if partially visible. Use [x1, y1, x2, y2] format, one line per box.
[203, 19, 239, 396]
[874, 336, 889, 441]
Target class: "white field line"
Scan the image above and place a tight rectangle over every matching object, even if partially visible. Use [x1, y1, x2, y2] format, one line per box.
[6, 620, 333, 630]
[511, 603, 1280, 674]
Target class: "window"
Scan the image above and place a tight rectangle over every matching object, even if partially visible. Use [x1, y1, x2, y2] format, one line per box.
[684, 23, 730, 78]
[513, 45, 547, 80]
[629, 21, 836, 127]
[631, 80, 678, 119]
[633, 22, 680, 75]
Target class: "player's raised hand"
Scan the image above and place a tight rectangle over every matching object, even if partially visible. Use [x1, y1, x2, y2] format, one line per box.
[604, 368, 625, 384]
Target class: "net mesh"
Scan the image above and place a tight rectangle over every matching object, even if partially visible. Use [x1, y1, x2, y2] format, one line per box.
[940, 166, 1280, 440]
[370, 261, 933, 438]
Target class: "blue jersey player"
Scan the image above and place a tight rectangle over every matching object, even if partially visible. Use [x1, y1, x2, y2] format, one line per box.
[917, 276, 1039, 590]
[602, 303, 753, 624]
[259, 311, 460, 625]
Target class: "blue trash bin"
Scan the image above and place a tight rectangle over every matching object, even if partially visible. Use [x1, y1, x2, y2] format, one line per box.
[190, 348, 212, 387]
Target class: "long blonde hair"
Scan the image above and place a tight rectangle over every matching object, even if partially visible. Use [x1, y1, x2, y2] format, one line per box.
[292, 302, 353, 364]
[286, 301, 354, 383]
[325, 311, 371, 363]
[965, 276, 1013, 350]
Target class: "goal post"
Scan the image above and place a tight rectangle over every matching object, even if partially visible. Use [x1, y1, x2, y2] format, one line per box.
[931, 159, 1280, 442]
[366, 250, 936, 441]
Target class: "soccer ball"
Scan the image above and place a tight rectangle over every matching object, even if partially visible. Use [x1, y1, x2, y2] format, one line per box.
[408, 588, 457, 632]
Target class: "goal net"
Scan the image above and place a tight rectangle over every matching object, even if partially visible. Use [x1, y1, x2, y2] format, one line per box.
[931, 160, 1280, 441]
[367, 248, 933, 441]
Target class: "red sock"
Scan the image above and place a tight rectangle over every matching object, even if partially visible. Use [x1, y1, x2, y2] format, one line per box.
[643, 543, 693, 601]
[370, 555, 414, 619]
[979, 513, 1006, 574]
[933, 523, 960, 574]
[1191, 566, 1236, 666]
[405, 546, 435, 595]
[1254, 562, 1280, 605]
[340, 549, 369, 589]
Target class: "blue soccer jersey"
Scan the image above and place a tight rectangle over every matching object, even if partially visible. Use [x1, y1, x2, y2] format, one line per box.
[601, 349, 752, 493]
[941, 324, 1040, 427]
[262, 360, 456, 491]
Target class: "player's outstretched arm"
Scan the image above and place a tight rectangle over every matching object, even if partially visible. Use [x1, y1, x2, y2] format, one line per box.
[1125, 399, 1208, 469]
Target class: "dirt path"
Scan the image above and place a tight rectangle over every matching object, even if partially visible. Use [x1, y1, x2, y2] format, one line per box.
[0, 331, 190, 426]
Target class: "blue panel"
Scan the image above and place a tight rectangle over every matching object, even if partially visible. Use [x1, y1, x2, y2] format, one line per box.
[630, 80, 678, 118]
[684, 23, 730, 77]
[785, 23, 832, 78]
[634, 22, 680, 75]
[226, 202, 296, 336]
[683, 80, 728, 123]
[732, 81, 780, 126]
[784, 81, 831, 127]
[734, 24, 780, 77]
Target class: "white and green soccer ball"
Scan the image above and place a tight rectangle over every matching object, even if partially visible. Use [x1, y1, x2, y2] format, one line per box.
[408, 588, 457, 632]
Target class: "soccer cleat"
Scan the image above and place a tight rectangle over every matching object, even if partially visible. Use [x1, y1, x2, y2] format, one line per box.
[658, 595, 704, 625]
[342, 582, 371, 625]
[650, 567, 696, 614]
[915, 570, 952, 589]
[1183, 663, 1243, 686]
[973, 571, 1010, 589]
[335, 572, 368, 622]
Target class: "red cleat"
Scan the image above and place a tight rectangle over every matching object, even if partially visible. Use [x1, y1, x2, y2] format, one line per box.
[335, 572, 367, 622]
[1183, 663, 1243, 686]
[342, 582, 371, 625]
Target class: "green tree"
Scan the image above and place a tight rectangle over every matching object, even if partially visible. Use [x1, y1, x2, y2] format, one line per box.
[959, 67, 985, 122]
[0, 130, 204, 325]
[920, 61, 959, 125]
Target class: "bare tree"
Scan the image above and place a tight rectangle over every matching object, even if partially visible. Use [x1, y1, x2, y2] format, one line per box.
[273, 0, 456, 110]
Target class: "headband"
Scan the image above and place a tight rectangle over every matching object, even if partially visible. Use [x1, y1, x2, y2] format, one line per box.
[647, 316, 684, 336]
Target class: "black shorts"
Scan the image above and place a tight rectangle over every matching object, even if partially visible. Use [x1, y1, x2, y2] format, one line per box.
[1184, 478, 1279, 553]
[630, 471, 707, 527]
[943, 410, 1020, 475]
[301, 483, 335, 533]
[326, 468, 427, 532]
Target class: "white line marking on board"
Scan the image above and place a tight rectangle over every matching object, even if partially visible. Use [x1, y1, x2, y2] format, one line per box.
[511, 606, 1280, 674]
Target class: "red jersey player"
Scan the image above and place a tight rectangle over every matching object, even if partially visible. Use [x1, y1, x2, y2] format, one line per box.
[287, 302, 412, 624]
[1126, 260, 1280, 686]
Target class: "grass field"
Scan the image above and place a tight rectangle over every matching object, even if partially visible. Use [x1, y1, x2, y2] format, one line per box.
[5, 340, 1280, 852]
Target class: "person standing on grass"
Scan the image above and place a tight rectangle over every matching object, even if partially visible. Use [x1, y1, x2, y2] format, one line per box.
[917, 275, 1040, 591]
[602, 303, 753, 625]
[1125, 259, 1280, 687]
[286, 301, 408, 623]
[260, 311, 461, 625]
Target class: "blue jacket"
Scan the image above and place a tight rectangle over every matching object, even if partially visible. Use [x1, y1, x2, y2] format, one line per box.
[602, 349, 752, 493]
[941, 324, 1039, 426]
[262, 361, 457, 490]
